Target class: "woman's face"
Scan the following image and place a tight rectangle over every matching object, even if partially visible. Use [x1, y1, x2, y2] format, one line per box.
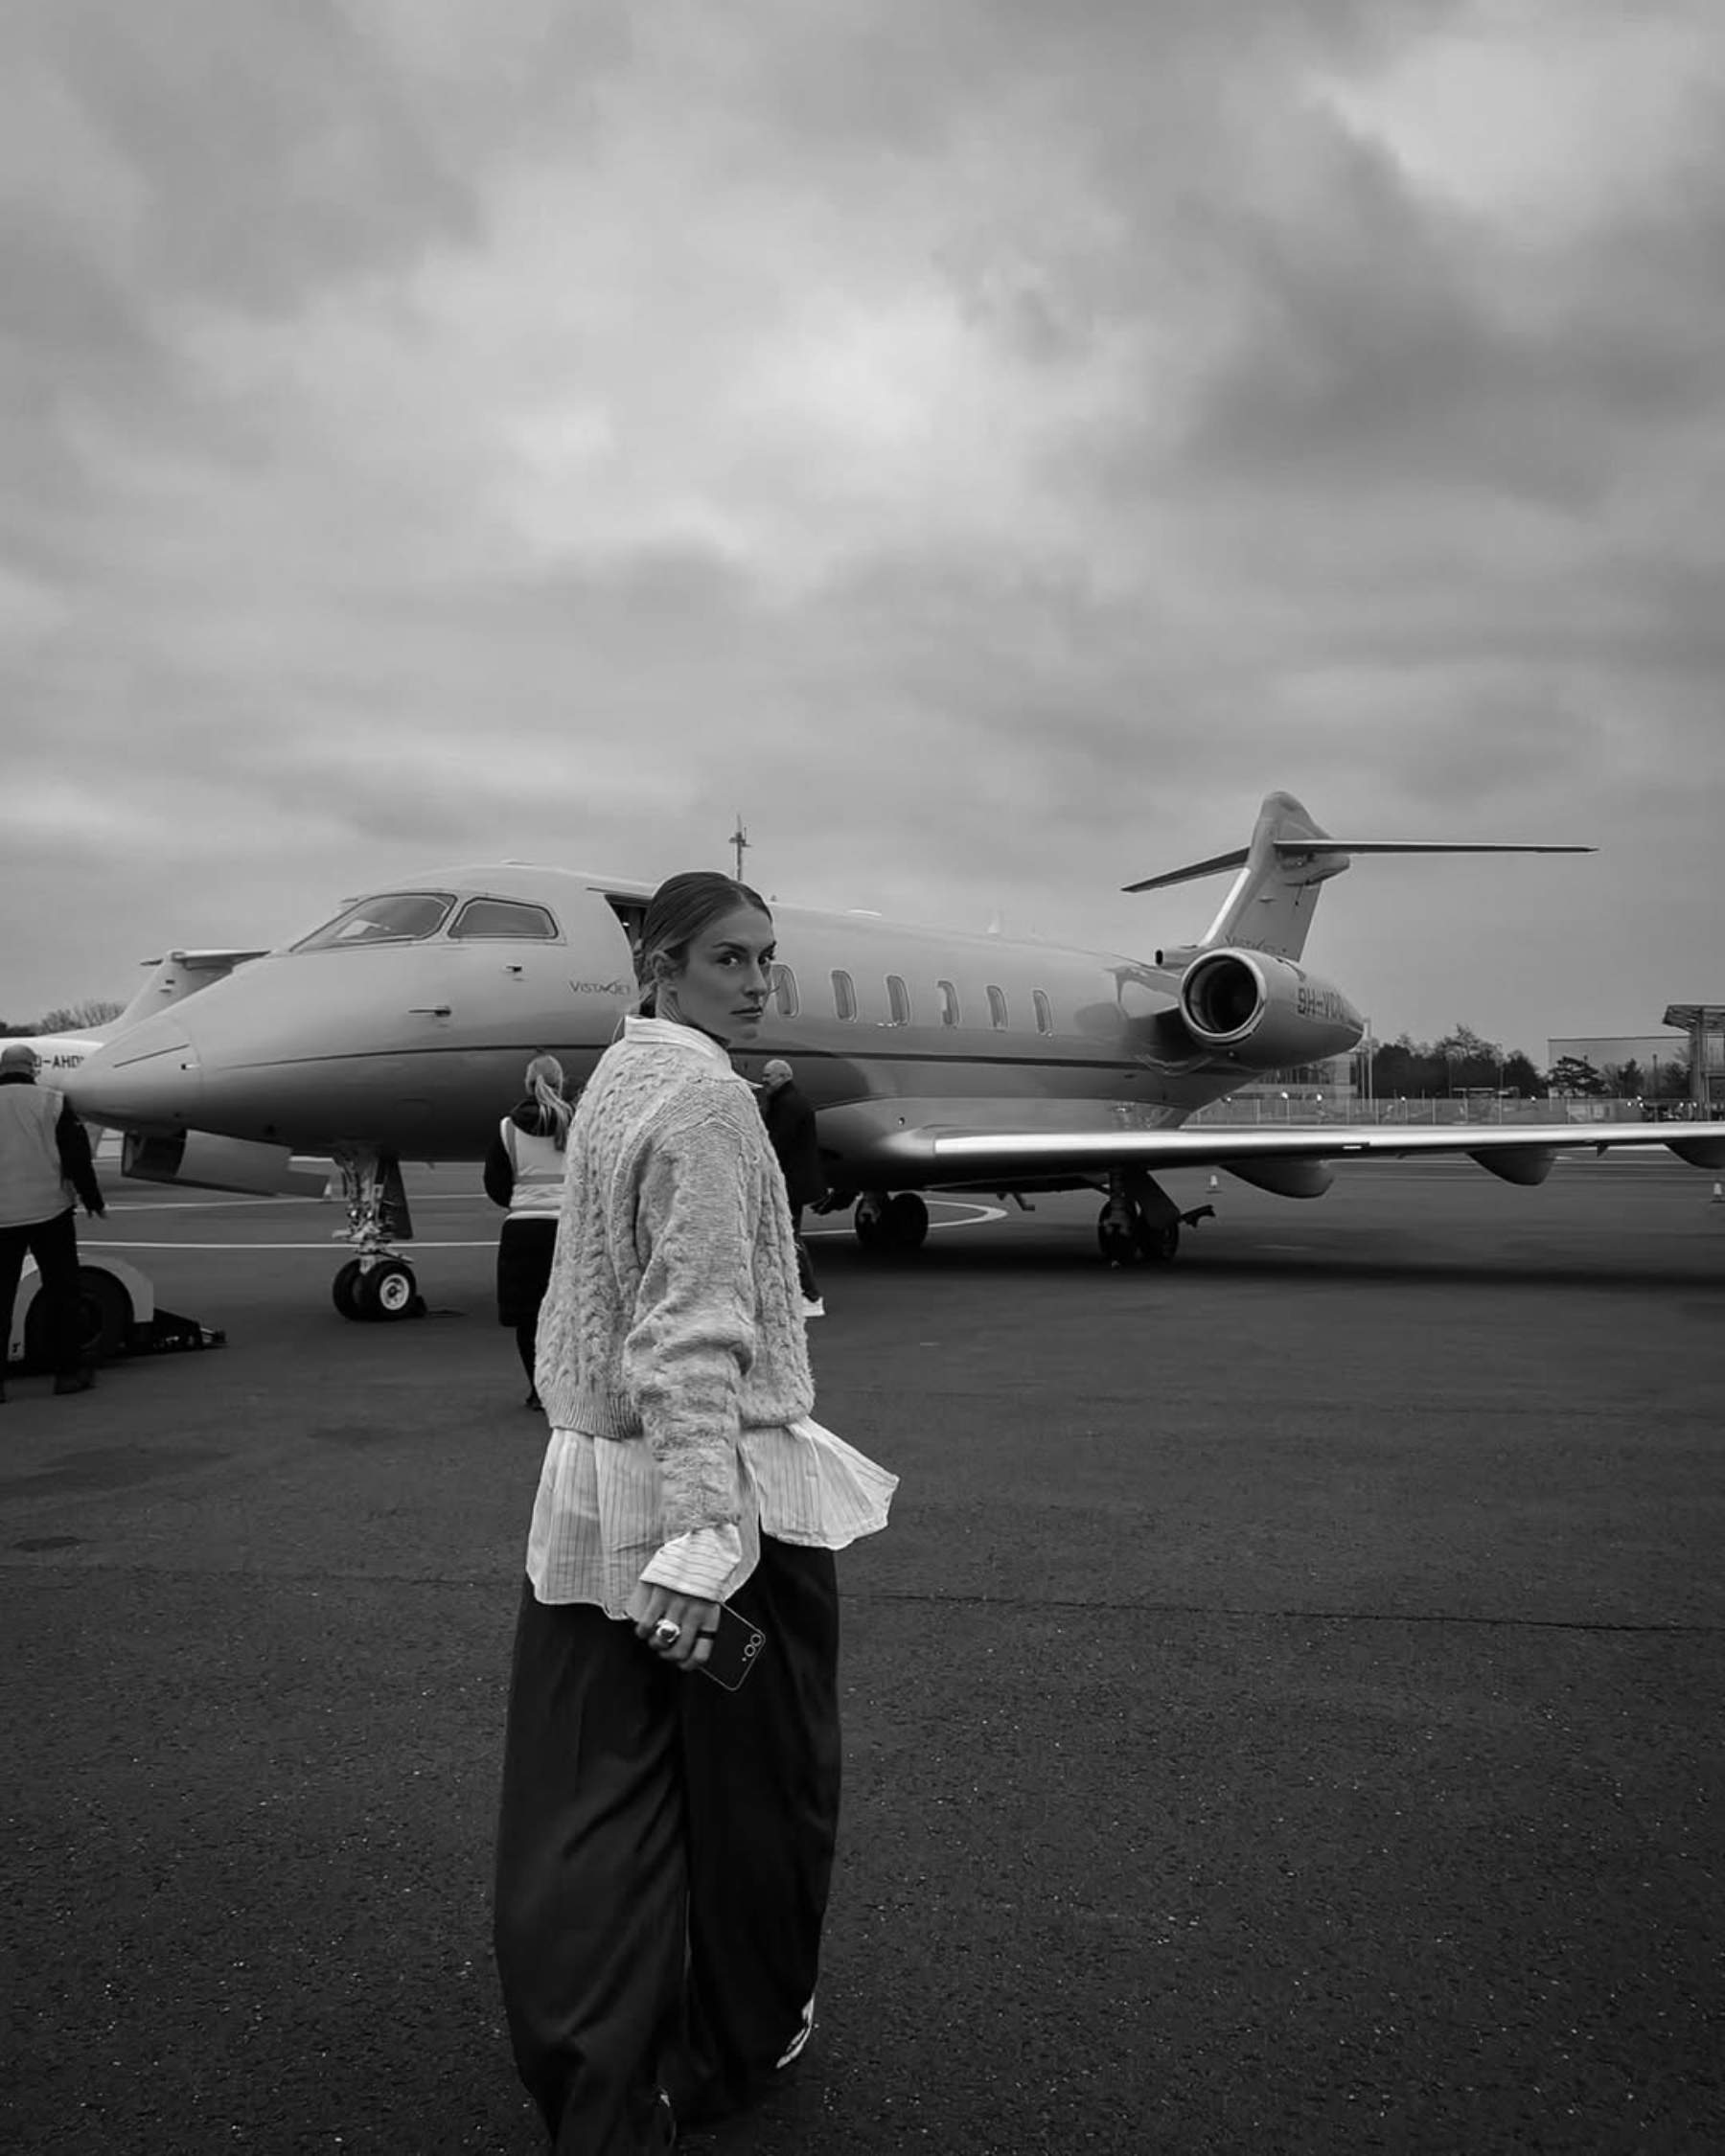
[656, 905, 775, 1045]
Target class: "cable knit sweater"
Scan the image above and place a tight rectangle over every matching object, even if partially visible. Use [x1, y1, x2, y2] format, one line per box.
[532, 1019, 816, 1538]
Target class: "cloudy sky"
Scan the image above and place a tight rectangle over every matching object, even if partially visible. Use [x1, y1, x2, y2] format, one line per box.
[6, 0, 1722, 1054]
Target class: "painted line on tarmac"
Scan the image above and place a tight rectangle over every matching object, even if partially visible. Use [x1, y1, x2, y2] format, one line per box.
[83, 1199, 1010, 1254]
[104, 1191, 489, 1213]
[83, 1238, 502, 1251]
[807, 1201, 1006, 1236]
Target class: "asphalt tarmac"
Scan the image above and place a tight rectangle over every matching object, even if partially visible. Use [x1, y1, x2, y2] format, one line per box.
[4, 1158, 1722, 2156]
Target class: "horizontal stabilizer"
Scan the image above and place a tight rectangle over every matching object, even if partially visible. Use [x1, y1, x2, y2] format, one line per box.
[1123, 793, 1597, 962]
[1123, 848, 1248, 895]
[1129, 839, 1592, 890]
[1272, 840, 1594, 858]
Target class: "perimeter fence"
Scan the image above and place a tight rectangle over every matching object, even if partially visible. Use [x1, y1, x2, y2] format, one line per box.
[1186, 1096, 1667, 1129]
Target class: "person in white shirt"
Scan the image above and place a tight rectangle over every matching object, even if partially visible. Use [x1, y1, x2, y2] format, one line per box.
[483, 1053, 575, 1410]
[493, 873, 895, 2155]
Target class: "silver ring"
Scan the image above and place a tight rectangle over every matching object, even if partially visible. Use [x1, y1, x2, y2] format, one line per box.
[652, 1618, 681, 1647]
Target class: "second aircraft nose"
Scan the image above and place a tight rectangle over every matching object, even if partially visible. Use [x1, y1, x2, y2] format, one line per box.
[66, 1016, 203, 1131]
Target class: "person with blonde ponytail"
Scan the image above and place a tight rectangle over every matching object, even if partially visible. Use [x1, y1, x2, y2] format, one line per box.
[483, 1052, 575, 1410]
[494, 872, 895, 2154]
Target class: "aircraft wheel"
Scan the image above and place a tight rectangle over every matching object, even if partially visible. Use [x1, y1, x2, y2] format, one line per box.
[27, 1266, 132, 1365]
[1097, 1206, 1138, 1268]
[332, 1259, 365, 1321]
[1135, 1217, 1181, 1264]
[882, 1193, 930, 1252]
[356, 1259, 421, 1321]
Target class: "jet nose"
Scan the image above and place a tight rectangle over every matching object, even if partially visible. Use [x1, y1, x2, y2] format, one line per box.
[67, 1014, 203, 1130]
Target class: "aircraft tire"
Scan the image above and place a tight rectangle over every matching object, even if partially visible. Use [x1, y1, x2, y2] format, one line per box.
[882, 1193, 930, 1252]
[25, 1265, 132, 1365]
[356, 1259, 420, 1322]
[332, 1260, 365, 1321]
[1134, 1218, 1181, 1264]
[1097, 1205, 1140, 1267]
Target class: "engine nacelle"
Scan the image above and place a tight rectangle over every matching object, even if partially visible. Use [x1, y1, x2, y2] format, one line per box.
[123, 1130, 332, 1202]
[1178, 950, 1363, 1067]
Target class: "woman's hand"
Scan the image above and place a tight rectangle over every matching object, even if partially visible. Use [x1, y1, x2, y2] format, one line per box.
[632, 1583, 721, 1671]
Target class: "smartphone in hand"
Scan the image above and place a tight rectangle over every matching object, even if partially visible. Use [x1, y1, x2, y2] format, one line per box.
[700, 1603, 767, 1690]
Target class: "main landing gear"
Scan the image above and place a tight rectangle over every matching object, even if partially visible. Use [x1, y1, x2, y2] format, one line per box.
[851, 1191, 931, 1254]
[330, 1150, 426, 1322]
[1097, 1167, 1214, 1268]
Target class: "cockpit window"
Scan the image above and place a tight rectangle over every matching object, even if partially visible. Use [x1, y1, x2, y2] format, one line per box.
[293, 892, 455, 951]
[448, 899, 560, 941]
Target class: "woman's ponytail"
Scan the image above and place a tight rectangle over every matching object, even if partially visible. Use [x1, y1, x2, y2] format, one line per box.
[524, 1054, 574, 1151]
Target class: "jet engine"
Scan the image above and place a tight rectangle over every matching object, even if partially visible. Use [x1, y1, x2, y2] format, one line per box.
[123, 1130, 332, 1202]
[1178, 950, 1363, 1067]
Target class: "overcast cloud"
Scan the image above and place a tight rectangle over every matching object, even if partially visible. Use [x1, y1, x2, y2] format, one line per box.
[5, 0, 1722, 1052]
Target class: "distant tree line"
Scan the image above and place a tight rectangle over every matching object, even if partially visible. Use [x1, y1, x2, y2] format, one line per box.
[1368, 1023, 1690, 1101]
[0, 998, 125, 1037]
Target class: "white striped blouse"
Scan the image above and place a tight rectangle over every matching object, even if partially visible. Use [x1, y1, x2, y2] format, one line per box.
[525, 1414, 898, 1616]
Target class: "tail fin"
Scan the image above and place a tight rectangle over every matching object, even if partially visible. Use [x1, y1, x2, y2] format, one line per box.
[110, 948, 270, 1034]
[1124, 792, 1593, 964]
[1126, 792, 1347, 961]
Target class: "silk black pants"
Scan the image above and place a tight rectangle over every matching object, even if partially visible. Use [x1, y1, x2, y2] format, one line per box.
[494, 1538, 840, 2153]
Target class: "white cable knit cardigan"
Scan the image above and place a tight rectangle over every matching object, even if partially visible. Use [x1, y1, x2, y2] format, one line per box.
[532, 1018, 816, 1538]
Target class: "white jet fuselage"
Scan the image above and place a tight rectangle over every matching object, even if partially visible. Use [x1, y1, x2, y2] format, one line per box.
[65, 863, 1363, 1179]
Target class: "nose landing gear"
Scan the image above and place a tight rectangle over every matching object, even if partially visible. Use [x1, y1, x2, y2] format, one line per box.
[330, 1151, 426, 1322]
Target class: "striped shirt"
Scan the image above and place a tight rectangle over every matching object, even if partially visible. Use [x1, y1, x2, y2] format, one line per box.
[526, 1414, 898, 1614]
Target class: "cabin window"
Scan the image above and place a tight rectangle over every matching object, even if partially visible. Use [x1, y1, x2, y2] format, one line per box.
[832, 969, 857, 1021]
[293, 891, 455, 950]
[987, 985, 1009, 1030]
[771, 964, 800, 1019]
[936, 979, 960, 1027]
[886, 975, 911, 1026]
[1032, 989, 1053, 1036]
[448, 898, 560, 941]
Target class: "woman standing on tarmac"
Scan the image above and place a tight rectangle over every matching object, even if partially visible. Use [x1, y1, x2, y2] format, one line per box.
[483, 1053, 574, 1411]
[493, 871, 896, 2155]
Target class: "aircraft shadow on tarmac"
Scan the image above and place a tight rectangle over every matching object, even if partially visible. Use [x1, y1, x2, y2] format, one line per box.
[830, 1235, 1722, 1293]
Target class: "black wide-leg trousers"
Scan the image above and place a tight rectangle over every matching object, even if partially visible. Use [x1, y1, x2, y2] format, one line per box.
[494, 1538, 841, 2154]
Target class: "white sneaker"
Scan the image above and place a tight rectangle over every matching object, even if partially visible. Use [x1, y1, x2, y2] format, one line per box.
[802, 1297, 825, 1319]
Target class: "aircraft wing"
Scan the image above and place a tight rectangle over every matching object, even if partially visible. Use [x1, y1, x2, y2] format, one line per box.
[825, 1107, 1725, 1188]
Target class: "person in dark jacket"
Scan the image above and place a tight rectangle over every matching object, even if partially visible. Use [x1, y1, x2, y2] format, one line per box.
[0, 1042, 105, 1399]
[484, 1054, 575, 1409]
[758, 1058, 826, 1318]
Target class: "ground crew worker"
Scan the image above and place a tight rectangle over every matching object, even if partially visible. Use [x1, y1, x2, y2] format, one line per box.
[0, 1042, 105, 1399]
[759, 1057, 827, 1318]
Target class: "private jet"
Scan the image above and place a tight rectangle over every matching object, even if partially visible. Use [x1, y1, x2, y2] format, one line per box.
[66, 793, 1725, 1319]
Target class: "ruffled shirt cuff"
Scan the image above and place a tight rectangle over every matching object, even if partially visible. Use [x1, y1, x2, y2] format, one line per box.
[638, 1523, 744, 1601]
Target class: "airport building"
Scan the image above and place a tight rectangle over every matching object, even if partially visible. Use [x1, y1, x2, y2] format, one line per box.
[1549, 1008, 1724, 1107]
